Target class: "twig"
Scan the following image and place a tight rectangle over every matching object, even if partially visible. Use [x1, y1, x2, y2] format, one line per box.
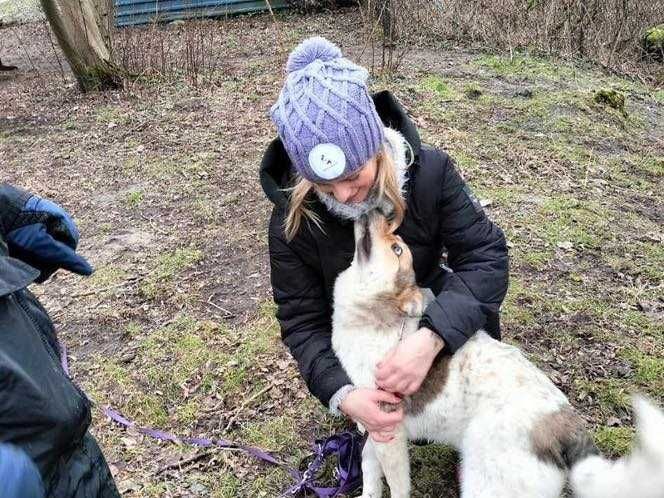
[222, 384, 273, 433]
[156, 449, 228, 475]
[71, 277, 138, 298]
[204, 294, 235, 318]
[44, 21, 67, 85]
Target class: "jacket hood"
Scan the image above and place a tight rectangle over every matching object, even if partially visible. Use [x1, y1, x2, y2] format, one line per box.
[259, 90, 422, 210]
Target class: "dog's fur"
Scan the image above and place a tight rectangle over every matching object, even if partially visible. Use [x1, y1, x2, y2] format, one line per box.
[331, 212, 664, 498]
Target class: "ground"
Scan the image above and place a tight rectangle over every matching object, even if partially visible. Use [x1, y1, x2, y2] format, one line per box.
[1, 8, 663, 498]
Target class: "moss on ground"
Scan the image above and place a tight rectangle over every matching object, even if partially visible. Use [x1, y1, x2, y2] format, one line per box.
[593, 426, 635, 458]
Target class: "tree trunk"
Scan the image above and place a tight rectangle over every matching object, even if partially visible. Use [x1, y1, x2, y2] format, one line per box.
[40, 0, 121, 91]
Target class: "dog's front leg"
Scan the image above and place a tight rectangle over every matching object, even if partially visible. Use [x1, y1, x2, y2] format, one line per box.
[373, 426, 410, 498]
[360, 438, 384, 498]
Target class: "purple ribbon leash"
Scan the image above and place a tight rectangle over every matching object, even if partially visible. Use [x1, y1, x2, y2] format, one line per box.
[59, 340, 364, 497]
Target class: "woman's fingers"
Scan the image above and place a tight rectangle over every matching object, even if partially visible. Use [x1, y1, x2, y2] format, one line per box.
[373, 389, 401, 404]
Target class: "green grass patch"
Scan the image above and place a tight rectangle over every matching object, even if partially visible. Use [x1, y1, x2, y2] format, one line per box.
[125, 189, 144, 208]
[620, 349, 664, 392]
[593, 426, 635, 457]
[620, 310, 664, 339]
[522, 250, 550, 270]
[141, 317, 226, 398]
[96, 359, 170, 427]
[95, 106, 130, 126]
[410, 444, 459, 496]
[535, 196, 609, 250]
[140, 247, 202, 299]
[653, 89, 664, 104]
[630, 156, 664, 178]
[421, 75, 458, 100]
[86, 265, 128, 288]
[577, 378, 631, 413]
[156, 247, 202, 279]
[473, 53, 577, 81]
[240, 414, 301, 450]
[502, 278, 538, 327]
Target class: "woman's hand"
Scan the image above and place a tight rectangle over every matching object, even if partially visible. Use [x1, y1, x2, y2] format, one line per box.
[339, 388, 404, 443]
[375, 327, 445, 396]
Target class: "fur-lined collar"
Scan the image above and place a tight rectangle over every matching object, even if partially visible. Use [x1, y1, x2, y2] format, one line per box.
[314, 127, 411, 221]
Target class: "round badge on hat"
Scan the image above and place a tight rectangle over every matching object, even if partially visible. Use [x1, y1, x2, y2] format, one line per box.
[309, 143, 347, 181]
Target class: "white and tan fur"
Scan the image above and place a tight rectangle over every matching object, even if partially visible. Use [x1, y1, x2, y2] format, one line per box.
[332, 212, 664, 498]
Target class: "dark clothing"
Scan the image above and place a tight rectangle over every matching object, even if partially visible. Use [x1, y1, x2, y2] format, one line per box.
[260, 91, 510, 408]
[0, 186, 119, 497]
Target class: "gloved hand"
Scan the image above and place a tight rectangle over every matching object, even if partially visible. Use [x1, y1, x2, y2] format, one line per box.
[4, 189, 93, 283]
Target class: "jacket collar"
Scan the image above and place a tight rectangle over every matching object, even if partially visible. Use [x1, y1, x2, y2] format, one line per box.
[0, 238, 39, 296]
[260, 90, 421, 210]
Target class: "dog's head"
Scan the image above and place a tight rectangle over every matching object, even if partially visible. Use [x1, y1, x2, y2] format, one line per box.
[351, 211, 423, 316]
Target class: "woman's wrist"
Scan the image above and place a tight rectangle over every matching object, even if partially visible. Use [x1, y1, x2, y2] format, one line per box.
[419, 327, 445, 354]
[329, 384, 357, 417]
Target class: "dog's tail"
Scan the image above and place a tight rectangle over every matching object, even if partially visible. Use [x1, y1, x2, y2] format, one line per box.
[570, 395, 664, 498]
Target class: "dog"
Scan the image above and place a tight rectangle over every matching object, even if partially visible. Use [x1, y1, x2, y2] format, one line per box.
[331, 211, 664, 498]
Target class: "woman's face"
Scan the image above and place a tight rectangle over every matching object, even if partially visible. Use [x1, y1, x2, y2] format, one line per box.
[316, 155, 378, 204]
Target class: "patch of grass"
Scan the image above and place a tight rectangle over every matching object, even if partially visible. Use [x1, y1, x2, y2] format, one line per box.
[522, 250, 550, 270]
[241, 414, 301, 450]
[654, 89, 664, 104]
[248, 467, 294, 498]
[125, 189, 144, 208]
[139, 247, 202, 299]
[630, 156, 664, 178]
[142, 152, 215, 181]
[620, 310, 663, 339]
[620, 349, 664, 392]
[593, 426, 635, 458]
[125, 322, 143, 338]
[577, 378, 631, 413]
[87, 265, 128, 288]
[211, 473, 241, 498]
[503, 278, 538, 327]
[141, 317, 226, 399]
[421, 75, 457, 100]
[95, 106, 129, 125]
[96, 359, 170, 427]
[535, 196, 609, 250]
[473, 53, 577, 81]
[410, 444, 458, 496]
[156, 247, 203, 279]
[191, 197, 219, 223]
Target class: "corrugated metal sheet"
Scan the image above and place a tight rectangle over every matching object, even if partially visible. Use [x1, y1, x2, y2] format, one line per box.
[115, 0, 288, 27]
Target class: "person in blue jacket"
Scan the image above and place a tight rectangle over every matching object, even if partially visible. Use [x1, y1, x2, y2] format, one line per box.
[0, 183, 119, 497]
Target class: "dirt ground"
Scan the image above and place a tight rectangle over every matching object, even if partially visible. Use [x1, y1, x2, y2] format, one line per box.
[1, 8, 663, 498]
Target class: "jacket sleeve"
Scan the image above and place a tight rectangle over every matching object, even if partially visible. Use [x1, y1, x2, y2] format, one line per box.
[268, 209, 352, 408]
[419, 153, 509, 353]
[0, 183, 30, 240]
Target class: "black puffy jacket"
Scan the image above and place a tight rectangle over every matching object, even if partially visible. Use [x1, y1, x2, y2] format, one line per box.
[0, 186, 119, 497]
[260, 91, 509, 408]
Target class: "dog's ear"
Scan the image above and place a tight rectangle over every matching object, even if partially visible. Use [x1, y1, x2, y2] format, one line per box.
[397, 288, 426, 317]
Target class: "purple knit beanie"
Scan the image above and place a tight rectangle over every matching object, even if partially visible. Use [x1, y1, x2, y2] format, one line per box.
[270, 37, 385, 183]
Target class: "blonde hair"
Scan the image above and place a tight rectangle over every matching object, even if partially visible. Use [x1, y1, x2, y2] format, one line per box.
[284, 149, 406, 241]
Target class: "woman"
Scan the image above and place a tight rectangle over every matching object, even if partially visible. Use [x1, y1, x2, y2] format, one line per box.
[260, 37, 509, 443]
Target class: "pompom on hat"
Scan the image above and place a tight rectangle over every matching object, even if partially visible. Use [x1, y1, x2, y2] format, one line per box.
[270, 37, 385, 183]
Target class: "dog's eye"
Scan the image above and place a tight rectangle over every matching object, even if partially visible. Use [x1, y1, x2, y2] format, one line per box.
[391, 243, 403, 257]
